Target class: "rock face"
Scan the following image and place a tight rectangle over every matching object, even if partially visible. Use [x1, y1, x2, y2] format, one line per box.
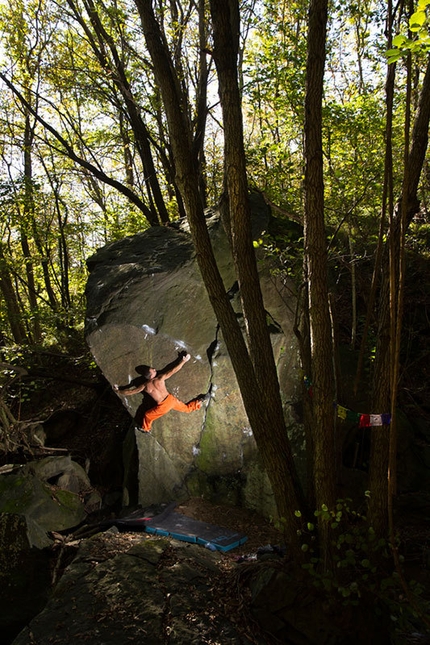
[85, 195, 303, 516]
[11, 532, 259, 645]
[0, 456, 102, 641]
[10, 529, 394, 645]
[0, 456, 101, 548]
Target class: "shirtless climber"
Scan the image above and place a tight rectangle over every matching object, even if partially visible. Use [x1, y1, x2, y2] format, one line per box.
[113, 351, 207, 433]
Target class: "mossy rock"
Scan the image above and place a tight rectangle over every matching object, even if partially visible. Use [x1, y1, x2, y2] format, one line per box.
[0, 464, 88, 547]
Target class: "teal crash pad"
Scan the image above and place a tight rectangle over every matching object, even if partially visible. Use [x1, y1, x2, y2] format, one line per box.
[144, 506, 248, 552]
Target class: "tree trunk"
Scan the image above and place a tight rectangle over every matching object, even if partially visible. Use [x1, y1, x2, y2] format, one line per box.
[194, 0, 210, 208]
[210, 0, 306, 523]
[304, 0, 336, 567]
[136, 0, 305, 554]
[39, 148, 73, 312]
[369, 53, 430, 535]
[23, 112, 42, 343]
[66, 0, 168, 226]
[0, 244, 27, 344]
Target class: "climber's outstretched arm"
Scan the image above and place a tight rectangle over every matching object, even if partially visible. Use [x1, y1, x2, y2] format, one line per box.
[158, 352, 190, 380]
[113, 381, 146, 396]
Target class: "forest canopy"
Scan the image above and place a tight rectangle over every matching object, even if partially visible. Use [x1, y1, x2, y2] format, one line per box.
[0, 0, 427, 349]
[1, 0, 430, 588]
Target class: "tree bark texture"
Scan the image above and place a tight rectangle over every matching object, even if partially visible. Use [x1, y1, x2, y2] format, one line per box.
[304, 0, 336, 564]
[369, 54, 430, 536]
[0, 245, 27, 344]
[23, 111, 42, 343]
[210, 0, 306, 523]
[136, 0, 305, 550]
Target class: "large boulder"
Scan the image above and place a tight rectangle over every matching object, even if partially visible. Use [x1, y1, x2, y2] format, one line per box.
[10, 529, 396, 645]
[85, 195, 303, 515]
[11, 531, 267, 645]
[0, 456, 102, 641]
[0, 456, 101, 548]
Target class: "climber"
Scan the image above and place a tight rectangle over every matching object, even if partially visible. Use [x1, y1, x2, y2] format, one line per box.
[113, 351, 207, 432]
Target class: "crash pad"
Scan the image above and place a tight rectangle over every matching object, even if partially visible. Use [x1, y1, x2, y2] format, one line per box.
[106, 503, 248, 552]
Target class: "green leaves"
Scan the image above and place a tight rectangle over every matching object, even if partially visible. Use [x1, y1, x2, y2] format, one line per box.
[410, 0, 430, 29]
[297, 497, 410, 611]
[386, 0, 430, 63]
[410, 9, 427, 30]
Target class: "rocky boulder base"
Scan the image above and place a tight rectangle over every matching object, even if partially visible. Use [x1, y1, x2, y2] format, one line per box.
[10, 527, 394, 645]
[0, 456, 102, 641]
[12, 532, 254, 645]
[85, 195, 304, 516]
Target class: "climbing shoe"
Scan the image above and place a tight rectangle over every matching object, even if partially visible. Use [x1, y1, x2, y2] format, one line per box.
[196, 392, 211, 403]
[135, 426, 151, 434]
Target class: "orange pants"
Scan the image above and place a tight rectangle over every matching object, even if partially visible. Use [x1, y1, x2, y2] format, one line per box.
[142, 393, 202, 432]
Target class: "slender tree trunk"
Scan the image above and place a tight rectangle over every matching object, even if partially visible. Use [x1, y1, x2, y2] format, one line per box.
[209, 0, 306, 519]
[369, 53, 430, 536]
[54, 191, 71, 311]
[136, 0, 305, 554]
[304, 0, 336, 568]
[0, 245, 27, 344]
[119, 111, 135, 188]
[30, 218, 58, 312]
[23, 112, 42, 343]
[368, 41, 396, 535]
[194, 0, 210, 208]
[40, 151, 72, 311]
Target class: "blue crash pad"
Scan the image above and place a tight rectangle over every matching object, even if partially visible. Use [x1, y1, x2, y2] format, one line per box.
[145, 507, 248, 552]
[108, 503, 247, 552]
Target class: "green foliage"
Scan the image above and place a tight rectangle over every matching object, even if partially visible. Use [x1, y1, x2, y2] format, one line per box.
[387, 0, 430, 62]
[298, 498, 385, 594]
[407, 222, 430, 257]
[295, 498, 430, 632]
[322, 95, 388, 236]
[253, 222, 304, 284]
[242, 0, 308, 213]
